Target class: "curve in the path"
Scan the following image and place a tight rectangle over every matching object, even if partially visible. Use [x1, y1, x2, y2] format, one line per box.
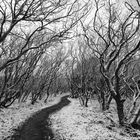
[10, 95, 71, 140]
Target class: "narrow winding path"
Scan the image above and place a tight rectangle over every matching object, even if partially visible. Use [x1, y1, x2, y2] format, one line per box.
[11, 95, 71, 140]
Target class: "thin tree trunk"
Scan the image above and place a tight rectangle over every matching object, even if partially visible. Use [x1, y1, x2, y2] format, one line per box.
[130, 105, 140, 129]
[44, 93, 49, 103]
[116, 99, 125, 125]
[106, 95, 112, 110]
[100, 91, 105, 111]
[84, 97, 89, 107]
[79, 96, 84, 106]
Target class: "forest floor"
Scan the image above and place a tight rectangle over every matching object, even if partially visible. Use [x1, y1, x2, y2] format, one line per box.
[0, 94, 63, 140]
[1, 95, 140, 140]
[50, 98, 140, 140]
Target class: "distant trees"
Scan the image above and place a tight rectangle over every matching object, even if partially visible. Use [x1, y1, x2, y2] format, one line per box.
[95, 76, 112, 111]
[65, 40, 100, 107]
[0, 0, 91, 108]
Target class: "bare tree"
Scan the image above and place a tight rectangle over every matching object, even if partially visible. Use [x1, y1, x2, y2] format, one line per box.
[82, 0, 140, 125]
[121, 59, 140, 128]
[66, 39, 99, 107]
[0, 0, 90, 71]
[0, 0, 91, 108]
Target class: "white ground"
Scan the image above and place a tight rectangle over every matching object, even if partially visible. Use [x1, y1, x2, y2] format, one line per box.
[50, 98, 140, 140]
[1, 95, 140, 140]
[0, 95, 61, 140]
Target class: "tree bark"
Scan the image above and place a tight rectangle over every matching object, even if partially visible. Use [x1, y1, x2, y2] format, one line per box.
[106, 95, 112, 110]
[130, 105, 140, 129]
[116, 99, 125, 125]
[79, 96, 84, 106]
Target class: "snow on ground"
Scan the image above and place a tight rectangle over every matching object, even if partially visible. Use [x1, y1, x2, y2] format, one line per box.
[50, 98, 140, 140]
[0, 94, 62, 140]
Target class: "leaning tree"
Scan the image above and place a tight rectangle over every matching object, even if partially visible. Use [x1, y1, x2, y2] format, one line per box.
[82, 0, 140, 126]
[0, 0, 91, 108]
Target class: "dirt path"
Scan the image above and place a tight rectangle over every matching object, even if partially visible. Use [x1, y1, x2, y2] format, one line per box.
[10, 95, 70, 140]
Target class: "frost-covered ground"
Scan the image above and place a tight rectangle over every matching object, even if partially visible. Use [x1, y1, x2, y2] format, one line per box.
[0, 94, 62, 140]
[50, 98, 140, 140]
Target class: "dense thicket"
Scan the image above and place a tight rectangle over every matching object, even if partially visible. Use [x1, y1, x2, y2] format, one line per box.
[65, 0, 140, 128]
[0, 0, 90, 107]
[0, 0, 140, 130]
